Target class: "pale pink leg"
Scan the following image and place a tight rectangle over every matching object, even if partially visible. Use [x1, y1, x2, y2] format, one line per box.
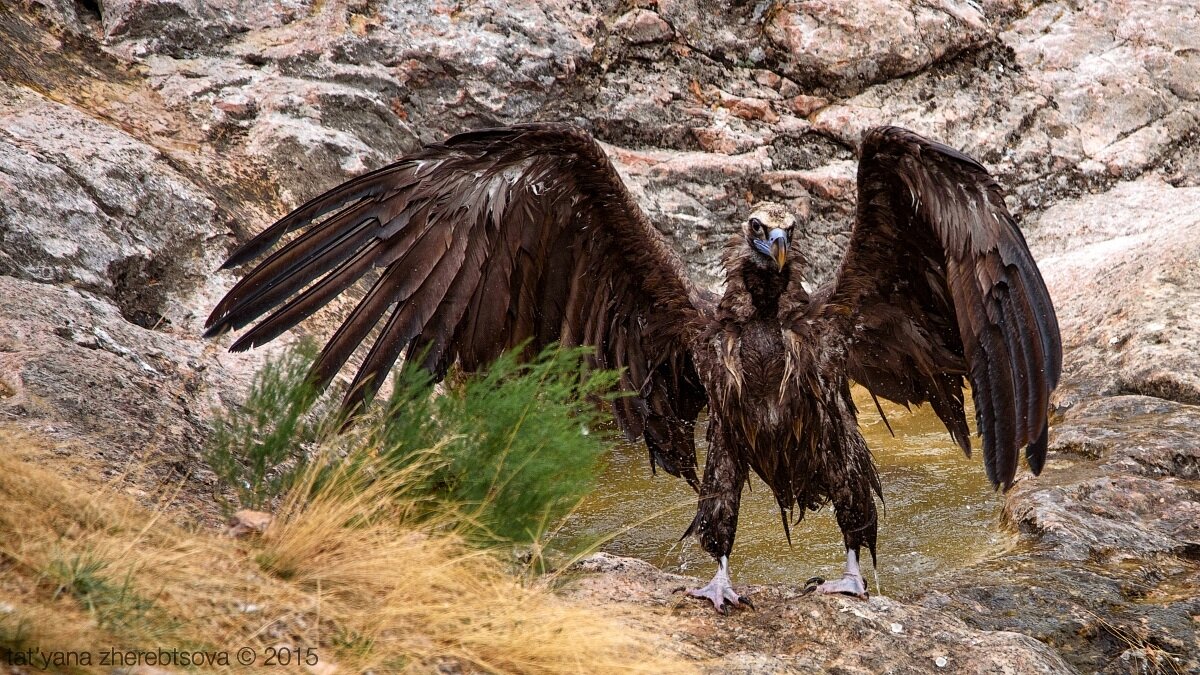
[815, 549, 868, 599]
[684, 556, 754, 614]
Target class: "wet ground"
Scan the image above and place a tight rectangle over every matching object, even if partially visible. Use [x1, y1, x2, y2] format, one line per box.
[562, 388, 1014, 597]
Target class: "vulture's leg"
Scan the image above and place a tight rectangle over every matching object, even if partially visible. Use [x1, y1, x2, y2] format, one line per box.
[816, 549, 868, 598]
[816, 432, 878, 600]
[682, 433, 751, 613]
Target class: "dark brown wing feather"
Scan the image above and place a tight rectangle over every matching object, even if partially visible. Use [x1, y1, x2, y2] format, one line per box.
[816, 126, 1062, 489]
[206, 122, 713, 487]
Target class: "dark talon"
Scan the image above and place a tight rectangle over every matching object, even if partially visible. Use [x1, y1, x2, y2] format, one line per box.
[741, 595, 756, 610]
[718, 603, 729, 616]
[671, 585, 686, 595]
[801, 576, 825, 595]
[812, 551, 868, 598]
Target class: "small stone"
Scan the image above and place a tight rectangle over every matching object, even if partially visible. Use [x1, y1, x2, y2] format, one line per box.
[214, 94, 257, 120]
[721, 95, 779, 123]
[693, 126, 761, 155]
[890, 622, 903, 634]
[788, 95, 829, 117]
[935, 656, 948, 668]
[613, 9, 674, 45]
[225, 510, 273, 538]
[307, 661, 339, 675]
[753, 70, 782, 89]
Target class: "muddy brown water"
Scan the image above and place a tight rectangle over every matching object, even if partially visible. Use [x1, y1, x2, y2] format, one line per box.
[562, 387, 1015, 597]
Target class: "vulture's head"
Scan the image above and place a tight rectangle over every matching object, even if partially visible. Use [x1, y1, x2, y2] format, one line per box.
[744, 203, 798, 273]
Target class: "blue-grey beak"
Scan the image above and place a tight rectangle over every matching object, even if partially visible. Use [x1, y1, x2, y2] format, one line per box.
[767, 228, 788, 270]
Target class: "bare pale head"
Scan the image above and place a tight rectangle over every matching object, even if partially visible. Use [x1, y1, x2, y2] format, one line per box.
[745, 203, 797, 272]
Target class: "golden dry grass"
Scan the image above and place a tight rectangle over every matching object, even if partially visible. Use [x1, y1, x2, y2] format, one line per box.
[0, 428, 694, 674]
[1078, 607, 1186, 675]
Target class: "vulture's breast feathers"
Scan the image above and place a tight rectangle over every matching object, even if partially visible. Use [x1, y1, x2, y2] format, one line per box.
[704, 220, 821, 446]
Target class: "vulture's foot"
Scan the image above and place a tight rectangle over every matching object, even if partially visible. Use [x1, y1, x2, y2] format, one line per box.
[681, 556, 753, 614]
[813, 573, 868, 599]
[806, 549, 868, 600]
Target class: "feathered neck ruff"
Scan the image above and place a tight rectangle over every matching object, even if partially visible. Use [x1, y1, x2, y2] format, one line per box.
[716, 235, 810, 324]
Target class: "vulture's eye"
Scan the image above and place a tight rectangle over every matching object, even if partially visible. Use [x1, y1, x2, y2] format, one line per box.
[749, 218, 765, 235]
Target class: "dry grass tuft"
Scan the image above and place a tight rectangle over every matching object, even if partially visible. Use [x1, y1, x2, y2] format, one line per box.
[0, 428, 693, 674]
[1079, 607, 1186, 675]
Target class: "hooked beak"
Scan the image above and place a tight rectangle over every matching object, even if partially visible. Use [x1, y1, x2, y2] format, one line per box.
[768, 228, 788, 271]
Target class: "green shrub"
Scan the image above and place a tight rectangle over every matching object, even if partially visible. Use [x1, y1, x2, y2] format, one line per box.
[206, 342, 618, 547]
[205, 339, 328, 509]
[372, 346, 618, 545]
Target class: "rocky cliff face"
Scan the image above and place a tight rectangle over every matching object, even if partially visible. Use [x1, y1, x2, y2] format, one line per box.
[2, 0, 1197, 672]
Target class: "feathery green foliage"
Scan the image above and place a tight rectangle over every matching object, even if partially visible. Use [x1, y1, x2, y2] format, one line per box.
[205, 339, 327, 509]
[370, 345, 619, 544]
[206, 341, 618, 546]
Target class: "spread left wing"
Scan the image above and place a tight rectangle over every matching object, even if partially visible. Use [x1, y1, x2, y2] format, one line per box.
[815, 126, 1062, 489]
[205, 123, 713, 487]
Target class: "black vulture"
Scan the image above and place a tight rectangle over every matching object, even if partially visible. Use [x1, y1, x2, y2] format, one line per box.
[206, 123, 1061, 611]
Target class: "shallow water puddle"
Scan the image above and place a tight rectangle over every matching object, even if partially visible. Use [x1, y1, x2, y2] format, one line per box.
[562, 387, 1015, 597]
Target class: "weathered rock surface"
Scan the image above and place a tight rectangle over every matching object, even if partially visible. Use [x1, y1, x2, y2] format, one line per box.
[1028, 179, 1200, 406]
[763, 0, 997, 97]
[0, 273, 273, 495]
[2, 0, 1199, 671]
[0, 81, 226, 328]
[917, 179, 1200, 674]
[568, 553, 1073, 674]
